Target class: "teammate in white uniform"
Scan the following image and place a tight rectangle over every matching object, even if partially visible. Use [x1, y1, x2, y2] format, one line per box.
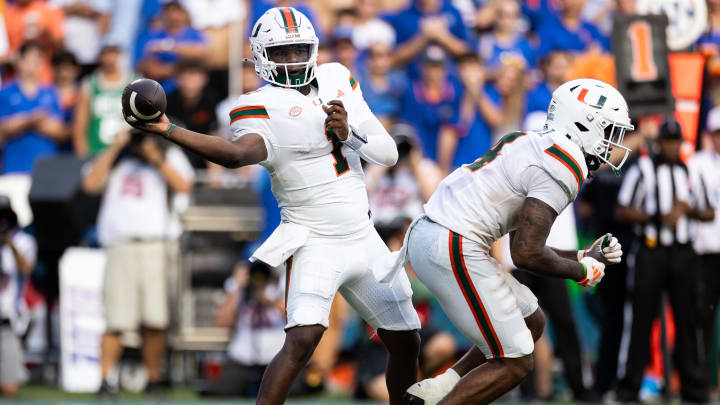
[122, 7, 421, 405]
[376, 79, 633, 405]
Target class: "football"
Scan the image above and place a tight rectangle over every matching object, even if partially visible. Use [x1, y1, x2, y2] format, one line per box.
[122, 78, 167, 123]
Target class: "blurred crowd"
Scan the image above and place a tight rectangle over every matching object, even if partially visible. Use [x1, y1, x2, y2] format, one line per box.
[0, 0, 719, 403]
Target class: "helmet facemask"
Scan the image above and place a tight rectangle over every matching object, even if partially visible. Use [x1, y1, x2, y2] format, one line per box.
[590, 119, 634, 174]
[255, 42, 318, 88]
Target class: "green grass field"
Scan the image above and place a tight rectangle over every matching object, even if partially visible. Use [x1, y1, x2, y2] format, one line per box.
[0, 385, 385, 405]
[0, 385, 584, 405]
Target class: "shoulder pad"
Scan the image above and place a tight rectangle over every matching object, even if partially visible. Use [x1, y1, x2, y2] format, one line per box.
[316, 62, 359, 92]
[317, 62, 350, 76]
[537, 135, 587, 196]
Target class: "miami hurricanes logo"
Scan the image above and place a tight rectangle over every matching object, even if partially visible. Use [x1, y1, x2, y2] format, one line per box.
[576, 88, 607, 109]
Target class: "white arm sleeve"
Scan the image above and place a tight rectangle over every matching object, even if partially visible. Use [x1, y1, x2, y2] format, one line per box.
[347, 115, 398, 167]
[524, 165, 573, 215]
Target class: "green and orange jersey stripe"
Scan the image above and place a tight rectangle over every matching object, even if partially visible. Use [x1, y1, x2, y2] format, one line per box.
[279, 7, 298, 33]
[544, 144, 584, 190]
[230, 106, 269, 123]
[284, 256, 293, 314]
[349, 75, 358, 90]
[448, 232, 504, 358]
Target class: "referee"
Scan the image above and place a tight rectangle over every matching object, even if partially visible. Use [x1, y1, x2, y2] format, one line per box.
[689, 107, 720, 387]
[615, 119, 715, 403]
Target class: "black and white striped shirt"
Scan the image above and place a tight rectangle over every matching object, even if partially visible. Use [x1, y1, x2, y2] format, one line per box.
[617, 155, 709, 246]
[688, 150, 720, 254]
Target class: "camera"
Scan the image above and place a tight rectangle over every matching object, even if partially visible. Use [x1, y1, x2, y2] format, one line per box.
[390, 123, 419, 160]
[126, 129, 147, 157]
[122, 129, 168, 163]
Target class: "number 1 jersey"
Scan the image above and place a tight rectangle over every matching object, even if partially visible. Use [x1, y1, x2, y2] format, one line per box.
[230, 63, 374, 236]
[424, 129, 589, 251]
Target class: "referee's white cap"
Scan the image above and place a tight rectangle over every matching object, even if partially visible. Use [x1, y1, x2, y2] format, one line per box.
[707, 106, 720, 133]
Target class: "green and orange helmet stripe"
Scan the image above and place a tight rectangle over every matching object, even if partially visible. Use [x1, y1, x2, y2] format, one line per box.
[278, 7, 299, 33]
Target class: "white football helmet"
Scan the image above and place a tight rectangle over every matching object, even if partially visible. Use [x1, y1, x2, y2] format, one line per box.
[545, 78, 634, 172]
[248, 7, 319, 87]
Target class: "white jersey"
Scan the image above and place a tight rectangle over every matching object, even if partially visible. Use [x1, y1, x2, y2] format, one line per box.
[95, 147, 194, 246]
[424, 129, 588, 250]
[230, 63, 375, 236]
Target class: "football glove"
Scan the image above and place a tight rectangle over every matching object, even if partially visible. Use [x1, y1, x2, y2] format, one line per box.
[577, 257, 605, 287]
[579, 233, 622, 265]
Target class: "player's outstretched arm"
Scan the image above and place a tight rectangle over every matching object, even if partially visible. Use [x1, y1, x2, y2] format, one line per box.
[124, 113, 267, 168]
[510, 197, 601, 285]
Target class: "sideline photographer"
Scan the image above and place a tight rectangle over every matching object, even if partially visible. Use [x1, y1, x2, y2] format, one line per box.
[82, 129, 193, 396]
[202, 261, 285, 397]
[365, 123, 443, 224]
[0, 197, 36, 397]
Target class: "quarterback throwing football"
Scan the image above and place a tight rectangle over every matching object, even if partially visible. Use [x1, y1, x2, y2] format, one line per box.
[375, 79, 632, 405]
[123, 8, 421, 405]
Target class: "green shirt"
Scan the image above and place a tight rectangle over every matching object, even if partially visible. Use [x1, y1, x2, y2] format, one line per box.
[86, 72, 134, 156]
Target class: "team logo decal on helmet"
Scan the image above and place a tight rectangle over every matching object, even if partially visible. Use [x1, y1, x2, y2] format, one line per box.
[576, 87, 607, 109]
[248, 7, 319, 88]
[546, 78, 634, 173]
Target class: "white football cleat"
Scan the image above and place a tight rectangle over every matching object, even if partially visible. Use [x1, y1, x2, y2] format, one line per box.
[404, 370, 460, 405]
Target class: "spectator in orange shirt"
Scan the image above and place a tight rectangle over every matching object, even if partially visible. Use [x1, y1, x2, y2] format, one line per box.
[0, 0, 10, 65]
[5, 0, 64, 83]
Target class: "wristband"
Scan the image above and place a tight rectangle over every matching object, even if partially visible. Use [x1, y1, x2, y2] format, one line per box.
[577, 262, 588, 286]
[165, 123, 177, 138]
[577, 249, 586, 261]
[342, 127, 367, 151]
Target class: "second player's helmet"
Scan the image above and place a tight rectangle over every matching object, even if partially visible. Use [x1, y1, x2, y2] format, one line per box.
[546, 78, 634, 172]
[249, 7, 319, 87]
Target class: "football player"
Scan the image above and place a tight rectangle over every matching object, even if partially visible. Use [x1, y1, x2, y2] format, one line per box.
[122, 7, 421, 405]
[373, 79, 631, 405]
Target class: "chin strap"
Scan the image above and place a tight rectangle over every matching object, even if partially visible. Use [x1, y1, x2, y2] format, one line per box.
[585, 154, 600, 171]
[584, 154, 621, 177]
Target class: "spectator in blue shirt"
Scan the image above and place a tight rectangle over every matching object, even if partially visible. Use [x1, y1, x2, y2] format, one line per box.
[0, 41, 65, 175]
[521, 0, 557, 32]
[51, 50, 81, 154]
[696, 0, 720, 80]
[400, 45, 462, 164]
[106, 0, 162, 64]
[331, 25, 359, 74]
[535, 0, 609, 58]
[386, 0, 469, 79]
[357, 41, 408, 127]
[477, 0, 537, 71]
[442, 53, 503, 171]
[137, 1, 208, 93]
[525, 50, 571, 115]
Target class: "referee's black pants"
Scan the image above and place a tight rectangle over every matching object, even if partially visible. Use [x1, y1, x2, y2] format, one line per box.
[591, 251, 629, 396]
[513, 271, 588, 400]
[617, 244, 708, 403]
[700, 254, 720, 386]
